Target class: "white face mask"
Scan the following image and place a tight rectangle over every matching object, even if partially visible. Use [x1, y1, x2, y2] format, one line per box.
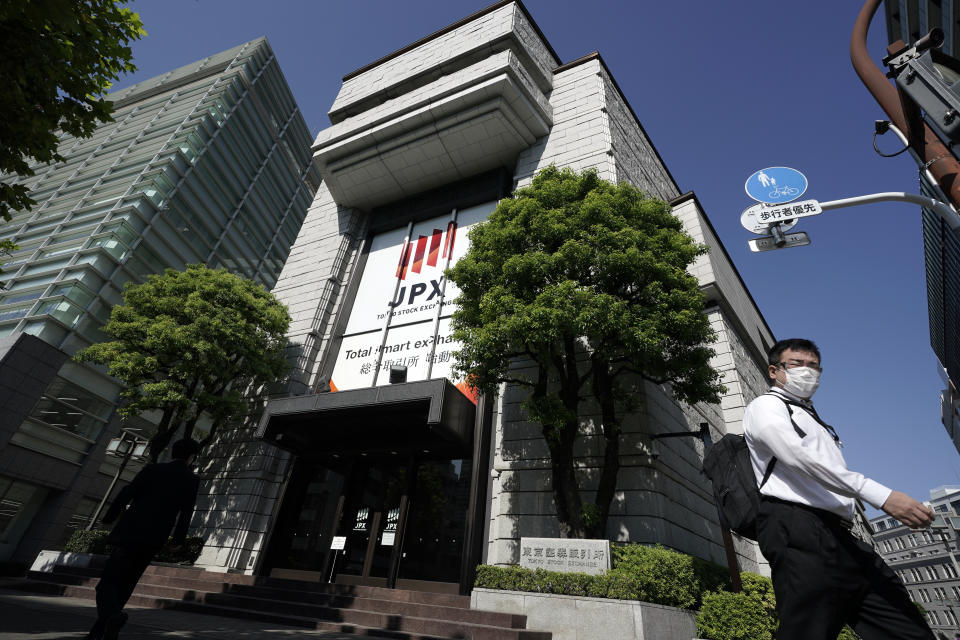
[782, 366, 820, 399]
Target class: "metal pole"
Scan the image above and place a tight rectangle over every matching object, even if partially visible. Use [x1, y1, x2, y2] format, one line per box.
[819, 192, 960, 231]
[372, 221, 414, 386]
[425, 209, 458, 380]
[851, 0, 960, 211]
[87, 433, 133, 530]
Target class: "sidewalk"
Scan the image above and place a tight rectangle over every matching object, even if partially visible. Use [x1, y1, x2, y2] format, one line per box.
[0, 588, 358, 639]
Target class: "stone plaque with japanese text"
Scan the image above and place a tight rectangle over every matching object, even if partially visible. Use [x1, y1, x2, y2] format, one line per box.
[519, 537, 611, 575]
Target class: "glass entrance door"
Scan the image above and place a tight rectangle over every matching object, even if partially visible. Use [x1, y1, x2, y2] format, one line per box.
[334, 460, 410, 587]
[268, 452, 474, 589]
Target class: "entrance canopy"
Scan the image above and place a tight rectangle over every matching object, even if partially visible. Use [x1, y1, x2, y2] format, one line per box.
[256, 379, 475, 457]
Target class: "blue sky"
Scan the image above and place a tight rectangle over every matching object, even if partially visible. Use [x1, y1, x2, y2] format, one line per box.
[119, 0, 960, 513]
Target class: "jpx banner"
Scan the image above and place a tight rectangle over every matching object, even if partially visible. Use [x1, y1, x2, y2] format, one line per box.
[329, 202, 495, 393]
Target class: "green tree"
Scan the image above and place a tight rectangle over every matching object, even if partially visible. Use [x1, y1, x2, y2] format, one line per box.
[447, 165, 722, 538]
[0, 0, 144, 224]
[76, 265, 290, 461]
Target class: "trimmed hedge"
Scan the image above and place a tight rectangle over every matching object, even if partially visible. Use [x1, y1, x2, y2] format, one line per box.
[475, 543, 729, 609]
[475, 544, 859, 640]
[696, 572, 777, 640]
[63, 529, 205, 564]
[64, 529, 112, 555]
[697, 572, 860, 640]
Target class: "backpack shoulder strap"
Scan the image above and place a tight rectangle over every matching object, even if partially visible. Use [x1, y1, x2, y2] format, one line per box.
[764, 392, 807, 439]
[759, 457, 776, 489]
[754, 391, 807, 491]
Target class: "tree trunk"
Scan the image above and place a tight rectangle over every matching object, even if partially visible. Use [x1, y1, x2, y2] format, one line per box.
[545, 415, 585, 538]
[589, 356, 622, 539]
[545, 337, 588, 538]
[147, 406, 177, 462]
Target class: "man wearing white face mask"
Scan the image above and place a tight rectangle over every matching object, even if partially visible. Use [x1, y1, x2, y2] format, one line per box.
[744, 338, 935, 640]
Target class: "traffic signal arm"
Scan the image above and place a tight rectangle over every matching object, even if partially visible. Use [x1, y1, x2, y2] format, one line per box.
[820, 192, 960, 231]
[852, 0, 960, 212]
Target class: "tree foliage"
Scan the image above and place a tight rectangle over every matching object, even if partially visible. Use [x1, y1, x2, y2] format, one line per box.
[0, 0, 144, 222]
[447, 166, 723, 538]
[76, 265, 290, 461]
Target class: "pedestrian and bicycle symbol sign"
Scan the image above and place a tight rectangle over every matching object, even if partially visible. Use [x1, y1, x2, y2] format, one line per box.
[745, 167, 808, 204]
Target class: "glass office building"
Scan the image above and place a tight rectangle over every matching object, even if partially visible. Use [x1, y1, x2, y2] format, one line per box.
[884, 1, 960, 454]
[0, 37, 319, 564]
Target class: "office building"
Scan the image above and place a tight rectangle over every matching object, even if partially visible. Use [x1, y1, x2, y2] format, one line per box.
[870, 485, 960, 639]
[884, 1, 960, 455]
[0, 37, 319, 565]
[190, 0, 780, 592]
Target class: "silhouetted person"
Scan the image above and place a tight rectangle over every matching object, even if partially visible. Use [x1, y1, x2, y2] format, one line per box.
[86, 438, 200, 640]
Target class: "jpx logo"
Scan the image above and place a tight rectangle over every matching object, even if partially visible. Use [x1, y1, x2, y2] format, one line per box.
[388, 221, 457, 309]
[395, 222, 457, 280]
[389, 277, 444, 308]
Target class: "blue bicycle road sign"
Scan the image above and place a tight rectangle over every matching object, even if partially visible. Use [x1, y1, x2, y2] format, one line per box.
[745, 167, 808, 204]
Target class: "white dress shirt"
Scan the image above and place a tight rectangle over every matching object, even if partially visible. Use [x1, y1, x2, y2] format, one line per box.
[743, 386, 892, 519]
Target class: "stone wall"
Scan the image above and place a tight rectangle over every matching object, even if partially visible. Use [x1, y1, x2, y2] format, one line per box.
[515, 58, 616, 185]
[195, 1, 776, 577]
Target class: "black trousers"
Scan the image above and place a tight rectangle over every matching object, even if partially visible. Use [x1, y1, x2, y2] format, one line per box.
[757, 497, 934, 640]
[89, 544, 156, 636]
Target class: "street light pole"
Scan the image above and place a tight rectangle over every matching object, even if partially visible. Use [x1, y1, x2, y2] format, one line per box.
[86, 431, 143, 530]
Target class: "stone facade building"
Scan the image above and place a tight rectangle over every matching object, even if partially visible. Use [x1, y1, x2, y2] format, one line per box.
[192, 0, 777, 591]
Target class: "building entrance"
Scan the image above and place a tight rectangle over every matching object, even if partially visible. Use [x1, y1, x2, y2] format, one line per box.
[264, 453, 472, 592]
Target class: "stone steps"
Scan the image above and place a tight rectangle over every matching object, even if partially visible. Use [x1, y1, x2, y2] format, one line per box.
[11, 564, 550, 640]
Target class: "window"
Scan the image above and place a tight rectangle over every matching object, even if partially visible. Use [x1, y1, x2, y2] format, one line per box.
[929, 609, 940, 625]
[875, 520, 887, 531]
[935, 587, 947, 600]
[920, 588, 932, 603]
[946, 609, 959, 626]
[951, 586, 960, 599]
[912, 568, 924, 581]
[0, 476, 49, 543]
[58, 497, 98, 547]
[896, 537, 906, 550]
[35, 299, 84, 328]
[943, 562, 958, 578]
[26, 376, 113, 442]
[927, 566, 940, 580]
[936, 504, 949, 513]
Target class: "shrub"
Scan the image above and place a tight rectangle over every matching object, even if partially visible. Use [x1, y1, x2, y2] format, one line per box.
[697, 589, 777, 640]
[611, 544, 729, 609]
[64, 529, 112, 555]
[154, 536, 205, 564]
[698, 572, 859, 640]
[62, 530, 204, 564]
[474, 543, 728, 609]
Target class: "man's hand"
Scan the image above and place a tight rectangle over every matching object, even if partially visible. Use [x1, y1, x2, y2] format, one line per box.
[882, 490, 935, 528]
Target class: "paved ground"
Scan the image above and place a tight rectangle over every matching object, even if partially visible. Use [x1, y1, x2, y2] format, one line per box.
[0, 588, 359, 640]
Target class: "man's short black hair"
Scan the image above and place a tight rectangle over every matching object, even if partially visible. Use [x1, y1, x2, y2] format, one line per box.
[768, 338, 821, 366]
[171, 438, 201, 461]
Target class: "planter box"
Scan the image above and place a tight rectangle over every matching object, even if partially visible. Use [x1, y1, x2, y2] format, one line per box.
[30, 550, 107, 573]
[471, 588, 697, 640]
